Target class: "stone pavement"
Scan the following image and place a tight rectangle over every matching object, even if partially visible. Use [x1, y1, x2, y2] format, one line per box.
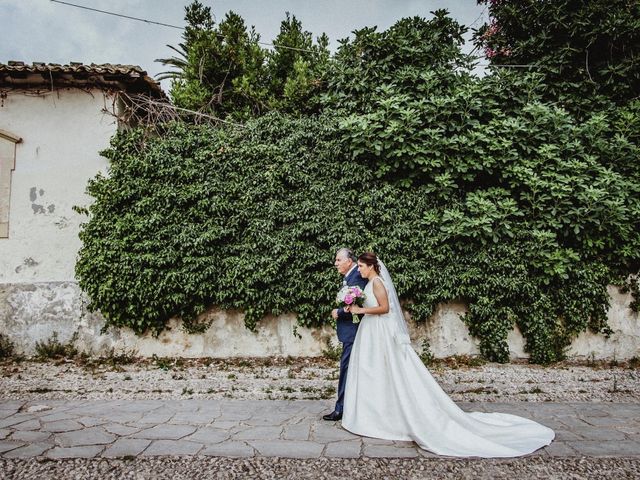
[0, 399, 638, 460]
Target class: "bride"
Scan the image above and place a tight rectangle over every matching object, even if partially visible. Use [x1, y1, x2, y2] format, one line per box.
[342, 252, 555, 458]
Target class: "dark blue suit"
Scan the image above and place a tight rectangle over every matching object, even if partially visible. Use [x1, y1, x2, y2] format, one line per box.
[335, 266, 368, 414]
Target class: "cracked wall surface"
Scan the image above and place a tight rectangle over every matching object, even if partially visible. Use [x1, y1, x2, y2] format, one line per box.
[0, 281, 638, 360]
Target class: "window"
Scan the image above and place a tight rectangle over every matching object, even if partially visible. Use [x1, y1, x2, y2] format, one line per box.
[0, 129, 21, 238]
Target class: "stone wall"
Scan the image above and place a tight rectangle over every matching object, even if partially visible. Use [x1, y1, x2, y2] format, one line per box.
[1, 281, 638, 360]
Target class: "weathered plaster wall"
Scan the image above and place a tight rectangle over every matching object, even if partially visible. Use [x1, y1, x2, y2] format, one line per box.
[0, 89, 113, 282]
[1, 282, 638, 360]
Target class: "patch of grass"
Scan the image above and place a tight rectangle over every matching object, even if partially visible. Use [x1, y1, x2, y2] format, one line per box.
[419, 338, 434, 367]
[34, 332, 78, 360]
[322, 339, 342, 362]
[152, 354, 177, 371]
[0, 334, 15, 359]
[437, 355, 486, 369]
[628, 356, 640, 369]
[461, 387, 498, 395]
[181, 387, 194, 395]
[106, 349, 137, 366]
[319, 385, 336, 399]
[518, 387, 545, 394]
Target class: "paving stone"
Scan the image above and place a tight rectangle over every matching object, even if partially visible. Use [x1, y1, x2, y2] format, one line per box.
[0, 410, 18, 420]
[556, 416, 596, 429]
[0, 440, 25, 454]
[570, 427, 627, 441]
[46, 445, 104, 459]
[39, 412, 79, 422]
[103, 423, 140, 436]
[77, 416, 108, 427]
[324, 440, 362, 458]
[138, 412, 175, 424]
[41, 419, 84, 433]
[56, 426, 116, 447]
[142, 439, 203, 456]
[363, 444, 420, 458]
[312, 424, 359, 442]
[244, 413, 293, 426]
[0, 429, 9, 440]
[211, 421, 240, 430]
[233, 426, 283, 441]
[25, 405, 53, 414]
[183, 427, 230, 444]
[300, 402, 334, 415]
[361, 436, 395, 446]
[3, 442, 53, 458]
[248, 440, 324, 458]
[282, 424, 311, 441]
[0, 401, 25, 410]
[552, 429, 586, 441]
[169, 412, 214, 425]
[131, 424, 197, 440]
[0, 415, 34, 429]
[106, 413, 144, 424]
[216, 411, 253, 421]
[543, 441, 579, 457]
[582, 415, 634, 427]
[13, 419, 41, 431]
[571, 440, 640, 456]
[200, 441, 255, 457]
[10, 430, 51, 442]
[102, 438, 151, 458]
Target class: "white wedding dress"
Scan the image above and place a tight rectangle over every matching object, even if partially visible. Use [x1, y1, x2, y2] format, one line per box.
[342, 275, 555, 458]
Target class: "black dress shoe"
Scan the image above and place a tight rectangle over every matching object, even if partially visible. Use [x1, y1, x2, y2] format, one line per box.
[322, 411, 343, 421]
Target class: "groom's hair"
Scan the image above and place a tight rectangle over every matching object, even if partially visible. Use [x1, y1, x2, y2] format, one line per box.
[337, 247, 357, 262]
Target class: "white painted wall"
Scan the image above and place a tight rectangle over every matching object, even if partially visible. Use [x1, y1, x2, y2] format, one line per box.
[0, 89, 114, 282]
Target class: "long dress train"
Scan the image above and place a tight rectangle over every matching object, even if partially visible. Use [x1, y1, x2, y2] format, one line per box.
[342, 277, 555, 458]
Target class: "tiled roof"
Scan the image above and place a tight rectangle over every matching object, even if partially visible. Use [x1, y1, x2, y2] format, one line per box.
[0, 61, 165, 97]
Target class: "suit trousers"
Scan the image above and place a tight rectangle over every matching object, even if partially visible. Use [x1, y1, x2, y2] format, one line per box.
[334, 339, 354, 414]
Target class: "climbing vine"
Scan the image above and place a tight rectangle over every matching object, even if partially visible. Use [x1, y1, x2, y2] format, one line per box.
[76, 11, 640, 364]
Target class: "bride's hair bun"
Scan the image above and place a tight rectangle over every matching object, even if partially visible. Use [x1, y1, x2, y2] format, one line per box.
[358, 252, 381, 274]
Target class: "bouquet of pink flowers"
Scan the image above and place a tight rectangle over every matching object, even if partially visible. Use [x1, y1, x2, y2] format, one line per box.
[336, 285, 366, 323]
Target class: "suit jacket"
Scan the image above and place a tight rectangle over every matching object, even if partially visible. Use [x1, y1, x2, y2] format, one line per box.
[336, 266, 368, 343]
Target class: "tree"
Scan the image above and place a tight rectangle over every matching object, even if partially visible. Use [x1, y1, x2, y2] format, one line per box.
[474, 0, 640, 114]
[156, 2, 330, 119]
[156, 2, 267, 120]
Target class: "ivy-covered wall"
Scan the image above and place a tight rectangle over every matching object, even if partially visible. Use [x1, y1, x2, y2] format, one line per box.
[76, 106, 639, 364]
[75, 8, 640, 364]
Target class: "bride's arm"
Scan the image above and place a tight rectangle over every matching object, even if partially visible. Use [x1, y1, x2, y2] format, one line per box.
[346, 280, 389, 315]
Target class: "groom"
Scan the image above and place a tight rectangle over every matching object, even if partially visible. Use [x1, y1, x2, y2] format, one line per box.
[323, 247, 368, 421]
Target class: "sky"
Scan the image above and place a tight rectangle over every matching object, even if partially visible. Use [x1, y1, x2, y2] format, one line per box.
[1, 0, 489, 91]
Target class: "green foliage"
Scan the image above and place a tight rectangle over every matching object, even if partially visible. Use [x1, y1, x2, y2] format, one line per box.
[77, 11, 640, 364]
[34, 332, 78, 360]
[419, 338, 435, 367]
[157, 2, 330, 119]
[0, 334, 15, 359]
[474, 0, 640, 114]
[322, 338, 342, 362]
